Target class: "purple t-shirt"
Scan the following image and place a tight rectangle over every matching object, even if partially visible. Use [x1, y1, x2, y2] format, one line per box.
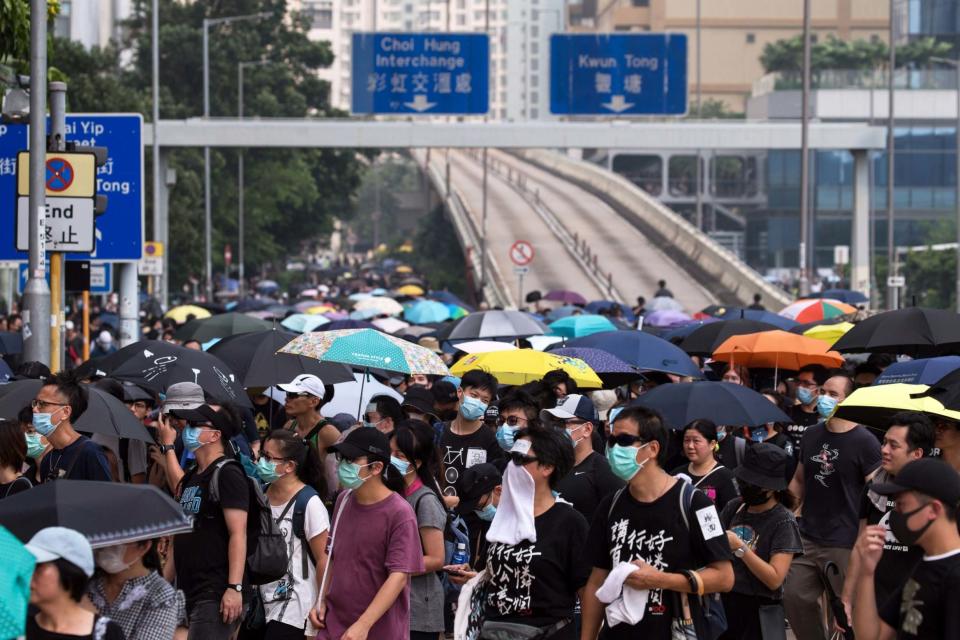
[319, 490, 425, 640]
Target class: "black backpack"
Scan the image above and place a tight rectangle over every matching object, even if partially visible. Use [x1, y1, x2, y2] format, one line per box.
[205, 458, 289, 585]
[287, 484, 320, 580]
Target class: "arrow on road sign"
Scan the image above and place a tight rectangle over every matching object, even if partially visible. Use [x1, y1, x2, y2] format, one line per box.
[601, 95, 635, 113]
[404, 95, 437, 112]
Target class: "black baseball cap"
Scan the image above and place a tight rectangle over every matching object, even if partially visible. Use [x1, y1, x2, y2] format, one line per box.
[454, 463, 503, 516]
[328, 427, 391, 465]
[402, 386, 438, 420]
[871, 458, 960, 507]
[734, 443, 790, 491]
[169, 404, 236, 437]
[432, 380, 459, 405]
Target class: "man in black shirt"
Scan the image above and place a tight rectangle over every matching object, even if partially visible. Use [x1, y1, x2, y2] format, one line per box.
[842, 412, 935, 615]
[853, 458, 960, 639]
[785, 364, 828, 448]
[547, 394, 624, 522]
[35, 372, 112, 482]
[173, 404, 249, 640]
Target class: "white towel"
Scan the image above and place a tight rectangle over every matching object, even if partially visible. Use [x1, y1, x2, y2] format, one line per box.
[595, 562, 649, 627]
[486, 449, 537, 545]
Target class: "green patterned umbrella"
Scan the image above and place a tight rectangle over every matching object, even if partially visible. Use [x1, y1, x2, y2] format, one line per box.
[0, 526, 35, 640]
[279, 328, 449, 375]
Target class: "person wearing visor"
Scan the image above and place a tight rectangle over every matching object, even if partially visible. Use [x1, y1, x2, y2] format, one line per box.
[852, 458, 960, 639]
[314, 428, 424, 640]
[34, 371, 112, 483]
[170, 404, 249, 640]
[547, 394, 624, 522]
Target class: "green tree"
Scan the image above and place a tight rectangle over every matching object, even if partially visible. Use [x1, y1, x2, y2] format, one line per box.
[0, 0, 59, 64]
[760, 35, 951, 74]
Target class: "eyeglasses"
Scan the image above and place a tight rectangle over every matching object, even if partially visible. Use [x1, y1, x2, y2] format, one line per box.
[260, 453, 290, 464]
[31, 399, 68, 410]
[607, 433, 645, 448]
[498, 416, 527, 427]
[286, 392, 311, 399]
[508, 451, 538, 466]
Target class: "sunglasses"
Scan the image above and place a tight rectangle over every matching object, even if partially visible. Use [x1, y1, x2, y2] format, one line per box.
[499, 416, 526, 427]
[607, 433, 645, 448]
[508, 451, 538, 466]
[286, 392, 311, 399]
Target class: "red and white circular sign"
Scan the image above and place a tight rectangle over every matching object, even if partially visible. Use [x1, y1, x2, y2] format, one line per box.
[509, 240, 535, 266]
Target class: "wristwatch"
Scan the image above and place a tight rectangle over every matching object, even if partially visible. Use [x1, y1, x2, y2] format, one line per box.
[159, 444, 175, 454]
[734, 544, 748, 558]
[227, 583, 243, 592]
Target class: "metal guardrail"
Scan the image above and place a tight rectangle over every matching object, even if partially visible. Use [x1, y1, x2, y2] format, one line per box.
[517, 149, 793, 309]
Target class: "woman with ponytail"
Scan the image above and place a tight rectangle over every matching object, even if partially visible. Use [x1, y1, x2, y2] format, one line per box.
[390, 419, 447, 640]
[671, 419, 740, 511]
[255, 430, 330, 639]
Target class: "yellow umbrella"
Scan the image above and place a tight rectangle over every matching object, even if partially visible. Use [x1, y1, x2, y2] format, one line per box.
[306, 305, 336, 315]
[802, 322, 855, 346]
[451, 349, 603, 389]
[395, 265, 414, 274]
[164, 305, 212, 324]
[834, 383, 960, 428]
[396, 284, 425, 297]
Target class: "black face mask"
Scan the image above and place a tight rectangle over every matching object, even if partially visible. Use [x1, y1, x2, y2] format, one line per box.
[889, 503, 934, 546]
[740, 482, 771, 506]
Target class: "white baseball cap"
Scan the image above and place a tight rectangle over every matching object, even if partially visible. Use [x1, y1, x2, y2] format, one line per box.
[278, 374, 325, 399]
[25, 526, 95, 577]
[97, 330, 113, 345]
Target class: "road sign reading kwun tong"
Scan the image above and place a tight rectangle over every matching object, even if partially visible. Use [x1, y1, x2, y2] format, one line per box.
[510, 240, 535, 266]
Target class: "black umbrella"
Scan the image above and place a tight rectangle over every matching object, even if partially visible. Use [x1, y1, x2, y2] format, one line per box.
[0, 331, 23, 354]
[0, 379, 153, 442]
[629, 381, 790, 429]
[0, 480, 193, 547]
[174, 312, 273, 343]
[207, 329, 353, 388]
[915, 368, 960, 411]
[832, 307, 960, 357]
[678, 319, 780, 357]
[95, 340, 251, 407]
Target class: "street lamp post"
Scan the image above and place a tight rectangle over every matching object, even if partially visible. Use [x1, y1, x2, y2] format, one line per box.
[202, 11, 270, 302]
[695, 0, 703, 231]
[799, 0, 812, 297]
[886, 0, 898, 310]
[237, 60, 271, 300]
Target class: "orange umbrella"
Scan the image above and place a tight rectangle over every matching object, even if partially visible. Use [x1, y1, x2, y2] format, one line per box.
[712, 330, 845, 371]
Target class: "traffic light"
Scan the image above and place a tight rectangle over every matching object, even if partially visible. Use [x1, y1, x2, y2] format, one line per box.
[66, 142, 109, 215]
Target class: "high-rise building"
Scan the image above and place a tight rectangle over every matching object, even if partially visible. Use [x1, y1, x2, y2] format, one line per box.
[52, 0, 135, 51]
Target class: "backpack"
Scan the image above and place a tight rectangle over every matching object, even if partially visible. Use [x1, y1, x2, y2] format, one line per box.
[205, 458, 289, 585]
[414, 487, 470, 596]
[288, 484, 320, 580]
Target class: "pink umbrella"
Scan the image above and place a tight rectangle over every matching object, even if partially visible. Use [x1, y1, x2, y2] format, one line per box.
[323, 311, 349, 321]
[645, 309, 692, 328]
[544, 290, 587, 305]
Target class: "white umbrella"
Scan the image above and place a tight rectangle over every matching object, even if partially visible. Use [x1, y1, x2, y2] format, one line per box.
[647, 296, 684, 312]
[354, 296, 404, 316]
[320, 371, 404, 420]
[527, 335, 565, 351]
[454, 340, 519, 354]
[372, 317, 411, 334]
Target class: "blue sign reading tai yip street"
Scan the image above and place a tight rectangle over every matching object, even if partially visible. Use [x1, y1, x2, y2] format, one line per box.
[351, 32, 489, 115]
[550, 34, 687, 116]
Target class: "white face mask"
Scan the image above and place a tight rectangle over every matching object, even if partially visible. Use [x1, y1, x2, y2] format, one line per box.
[94, 544, 135, 574]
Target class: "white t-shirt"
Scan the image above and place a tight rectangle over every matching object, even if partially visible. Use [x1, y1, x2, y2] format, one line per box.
[259, 493, 330, 630]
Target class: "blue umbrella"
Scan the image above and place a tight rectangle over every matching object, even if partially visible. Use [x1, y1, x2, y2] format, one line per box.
[551, 347, 641, 387]
[428, 290, 474, 311]
[874, 356, 960, 386]
[405, 300, 452, 324]
[714, 308, 798, 330]
[631, 381, 791, 429]
[585, 300, 637, 322]
[802, 289, 869, 305]
[0, 359, 12, 382]
[551, 330, 702, 378]
[349, 308, 379, 320]
[281, 313, 331, 333]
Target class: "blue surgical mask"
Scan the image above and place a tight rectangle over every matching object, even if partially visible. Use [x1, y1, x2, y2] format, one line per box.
[716, 428, 728, 442]
[25, 433, 45, 459]
[460, 396, 487, 421]
[337, 459, 373, 489]
[606, 442, 650, 482]
[255, 457, 283, 483]
[390, 455, 411, 475]
[475, 503, 497, 522]
[817, 395, 838, 418]
[797, 387, 816, 405]
[182, 426, 208, 452]
[496, 424, 518, 450]
[749, 426, 768, 443]
[32, 412, 61, 438]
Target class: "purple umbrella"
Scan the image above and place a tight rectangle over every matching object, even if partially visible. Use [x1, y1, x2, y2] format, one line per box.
[644, 309, 692, 328]
[550, 347, 641, 387]
[544, 290, 587, 305]
[323, 311, 350, 321]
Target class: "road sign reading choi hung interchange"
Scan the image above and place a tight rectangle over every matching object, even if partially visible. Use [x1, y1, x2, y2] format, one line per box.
[351, 32, 489, 115]
[550, 33, 687, 116]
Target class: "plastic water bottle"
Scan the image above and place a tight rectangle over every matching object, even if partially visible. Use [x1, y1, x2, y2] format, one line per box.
[451, 542, 468, 566]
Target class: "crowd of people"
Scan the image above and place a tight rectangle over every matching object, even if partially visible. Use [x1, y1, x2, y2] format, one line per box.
[2, 273, 960, 640]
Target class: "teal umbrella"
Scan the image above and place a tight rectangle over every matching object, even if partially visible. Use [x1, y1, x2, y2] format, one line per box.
[549, 314, 617, 338]
[405, 300, 451, 324]
[279, 328, 449, 375]
[0, 526, 35, 639]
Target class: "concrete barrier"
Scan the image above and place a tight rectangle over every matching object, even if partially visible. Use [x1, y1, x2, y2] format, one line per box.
[516, 149, 793, 309]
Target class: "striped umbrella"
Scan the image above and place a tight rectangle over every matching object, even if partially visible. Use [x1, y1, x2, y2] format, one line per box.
[778, 298, 856, 323]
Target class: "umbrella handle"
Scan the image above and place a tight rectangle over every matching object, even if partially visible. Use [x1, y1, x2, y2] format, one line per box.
[357, 367, 367, 420]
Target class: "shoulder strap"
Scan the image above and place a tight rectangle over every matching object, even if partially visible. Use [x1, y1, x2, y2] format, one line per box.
[607, 486, 628, 521]
[692, 464, 724, 488]
[4, 476, 28, 497]
[291, 485, 319, 579]
[318, 490, 351, 609]
[679, 480, 695, 531]
[207, 458, 236, 504]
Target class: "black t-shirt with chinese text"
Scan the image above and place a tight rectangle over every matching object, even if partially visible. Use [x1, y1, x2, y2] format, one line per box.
[174, 456, 250, 607]
[556, 451, 624, 523]
[587, 479, 732, 640]
[879, 549, 960, 639]
[786, 405, 821, 450]
[719, 498, 803, 599]
[39, 436, 112, 483]
[439, 422, 503, 498]
[798, 423, 881, 548]
[670, 463, 739, 512]
[484, 502, 591, 628]
[859, 484, 925, 608]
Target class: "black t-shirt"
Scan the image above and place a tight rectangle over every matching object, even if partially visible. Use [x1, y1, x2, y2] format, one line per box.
[26, 614, 125, 640]
[556, 451, 624, 523]
[719, 498, 803, 599]
[670, 463, 739, 512]
[252, 398, 287, 439]
[764, 432, 795, 458]
[587, 479, 732, 639]
[484, 502, 591, 627]
[174, 456, 250, 606]
[798, 423, 881, 547]
[715, 435, 744, 471]
[879, 549, 960, 639]
[859, 483, 925, 608]
[439, 422, 503, 497]
[786, 405, 821, 449]
[39, 436, 112, 482]
[0, 475, 32, 498]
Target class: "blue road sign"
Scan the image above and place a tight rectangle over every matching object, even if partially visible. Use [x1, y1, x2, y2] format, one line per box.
[0, 114, 143, 261]
[550, 34, 687, 116]
[351, 32, 489, 115]
[17, 261, 112, 295]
